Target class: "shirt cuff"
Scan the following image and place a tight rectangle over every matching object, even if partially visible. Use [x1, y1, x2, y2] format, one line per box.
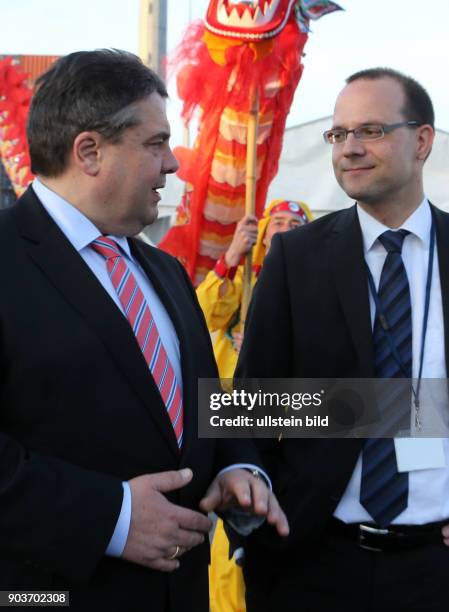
[105, 482, 131, 557]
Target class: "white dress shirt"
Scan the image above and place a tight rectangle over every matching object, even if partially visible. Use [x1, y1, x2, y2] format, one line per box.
[32, 178, 268, 555]
[334, 198, 449, 524]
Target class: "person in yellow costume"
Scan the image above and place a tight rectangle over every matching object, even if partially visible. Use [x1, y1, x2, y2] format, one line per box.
[197, 199, 313, 612]
[197, 199, 313, 380]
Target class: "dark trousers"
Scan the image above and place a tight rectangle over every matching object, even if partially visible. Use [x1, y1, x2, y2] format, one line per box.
[244, 527, 449, 612]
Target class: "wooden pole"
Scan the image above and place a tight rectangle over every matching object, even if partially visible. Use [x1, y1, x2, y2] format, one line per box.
[241, 89, 259, 328]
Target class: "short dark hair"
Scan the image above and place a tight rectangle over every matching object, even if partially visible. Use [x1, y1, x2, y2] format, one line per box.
[27, 49, 168, 177]
[346, 67, 435, 129]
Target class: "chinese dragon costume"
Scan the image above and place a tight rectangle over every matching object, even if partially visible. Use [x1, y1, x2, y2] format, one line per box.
[159, 0, 342, 284]
[0, 57, 33, 195]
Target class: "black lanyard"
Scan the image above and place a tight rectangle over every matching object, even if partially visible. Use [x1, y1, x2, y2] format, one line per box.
[365, 221, 435, 412]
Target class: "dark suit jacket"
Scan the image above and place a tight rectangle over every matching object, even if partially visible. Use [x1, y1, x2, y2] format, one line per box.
[0, 187, 260, 611]
[236, 203, 449, 567]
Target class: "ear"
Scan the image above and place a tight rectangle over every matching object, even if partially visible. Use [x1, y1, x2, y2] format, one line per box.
[72, 131, 103, 176]
[416, 124, 435, 161]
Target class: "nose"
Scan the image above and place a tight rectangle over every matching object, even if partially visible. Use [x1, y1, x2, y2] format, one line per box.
[163, 146, 179, 175]
[341, 131, 366, 157]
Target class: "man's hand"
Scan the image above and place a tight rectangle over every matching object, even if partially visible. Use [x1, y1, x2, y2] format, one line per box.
[225, 215, 258, 267]
[442, 524, 449, 546]
[199, 468, 289, 537]
[122, 468, 212, 572]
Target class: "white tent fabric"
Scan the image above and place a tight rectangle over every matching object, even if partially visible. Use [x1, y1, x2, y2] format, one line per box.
[156, 116, 449, 228]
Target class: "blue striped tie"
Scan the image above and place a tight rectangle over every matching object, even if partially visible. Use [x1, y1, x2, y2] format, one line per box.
[360, 229, 411, 526]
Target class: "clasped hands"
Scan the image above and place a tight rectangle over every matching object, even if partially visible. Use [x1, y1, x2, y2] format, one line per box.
[122, 467, 289, 571]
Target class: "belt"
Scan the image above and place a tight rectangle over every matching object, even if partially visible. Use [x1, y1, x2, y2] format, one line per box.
[330, 517, 447, 552]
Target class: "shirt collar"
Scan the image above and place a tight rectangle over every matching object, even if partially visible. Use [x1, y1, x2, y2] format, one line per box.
[356, 197, 431, 254]
[32, 178, 131, 257]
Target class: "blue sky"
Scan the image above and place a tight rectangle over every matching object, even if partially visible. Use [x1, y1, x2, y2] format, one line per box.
[1, 0, 448, 146]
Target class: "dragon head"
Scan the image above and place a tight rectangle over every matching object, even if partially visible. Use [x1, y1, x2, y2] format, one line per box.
[205, 0, 342, 40]
[205, 0, 297, 41]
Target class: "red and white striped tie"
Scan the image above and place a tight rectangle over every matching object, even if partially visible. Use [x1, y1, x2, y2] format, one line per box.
[91, 237, 183, 447]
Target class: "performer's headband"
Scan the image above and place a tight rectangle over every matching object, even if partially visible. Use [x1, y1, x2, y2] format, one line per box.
[269, 200, 309, 224]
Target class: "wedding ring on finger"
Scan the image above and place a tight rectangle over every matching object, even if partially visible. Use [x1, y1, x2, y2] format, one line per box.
[167, 545, 180, 560]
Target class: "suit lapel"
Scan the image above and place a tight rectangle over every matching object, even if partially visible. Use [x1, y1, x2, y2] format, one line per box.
[14, 188, 180, 458]
[432, 205, 449, 369]
[330, 205, 375, 376]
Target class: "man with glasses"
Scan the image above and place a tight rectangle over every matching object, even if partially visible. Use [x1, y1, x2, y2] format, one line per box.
[236, 67, 449, 611]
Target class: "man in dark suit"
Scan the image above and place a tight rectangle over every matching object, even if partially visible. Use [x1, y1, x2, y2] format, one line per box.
[237, 68, 449, 611]
[0, 49, 288, 611]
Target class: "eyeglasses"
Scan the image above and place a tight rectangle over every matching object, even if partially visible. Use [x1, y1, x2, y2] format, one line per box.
[323, 121, 421, 145]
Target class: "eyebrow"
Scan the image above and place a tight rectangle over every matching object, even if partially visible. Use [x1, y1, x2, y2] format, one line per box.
[147, 131, 171, 142]
[330, 121, 384, 130]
